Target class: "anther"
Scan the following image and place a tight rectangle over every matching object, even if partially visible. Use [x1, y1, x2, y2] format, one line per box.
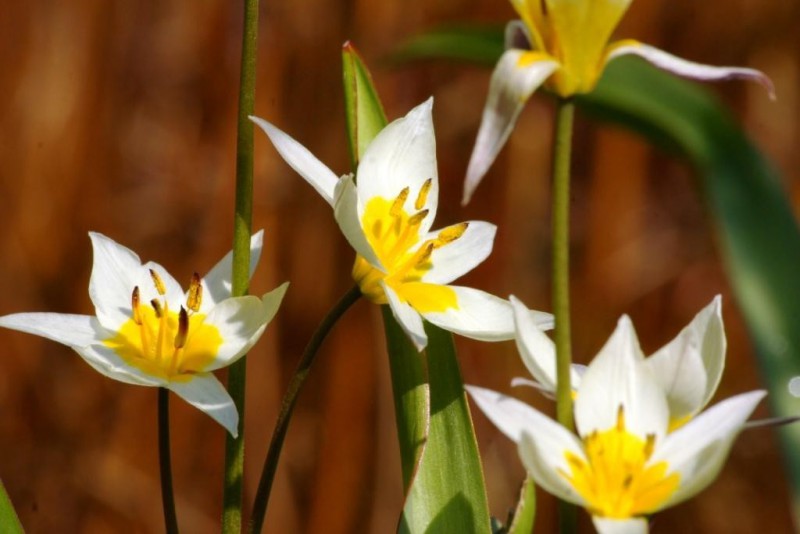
[131, 287, 142, 325]
[149, 269, 166, 295]
[541, 0, 548, 16]
[415, 179, 433, 210]
[407, 209, 429, 227]
[150, 299, 163, 318]
[436, 222, 469, 246]
[174, 307, 189, 349]
[390, 187, 410, 217]
[644, 434, 656, 459]
[187, 272, 202, 312]
[616, 404, 626, 431]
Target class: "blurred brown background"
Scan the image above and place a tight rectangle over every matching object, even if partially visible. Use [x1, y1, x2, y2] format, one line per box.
[1, 0, 799, 532]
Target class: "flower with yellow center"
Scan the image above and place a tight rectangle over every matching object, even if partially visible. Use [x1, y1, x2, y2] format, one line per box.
[0, 232, 287, 437]
[251, 99, 552, 350]
[462, 0, 776, 204]
[509, 295, 726, 431]
[467, 313, 765, 533]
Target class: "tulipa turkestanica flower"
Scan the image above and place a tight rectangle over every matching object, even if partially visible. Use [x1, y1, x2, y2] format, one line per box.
[462, 0, 777, 204]
[251, 99, 552, 350]
[0, 232, 287, 437]
[510, 295, 725, 430]
[468, 306, 765, 533]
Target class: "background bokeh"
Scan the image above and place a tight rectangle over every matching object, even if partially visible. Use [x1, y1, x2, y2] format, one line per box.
[1, 0, 799, 532]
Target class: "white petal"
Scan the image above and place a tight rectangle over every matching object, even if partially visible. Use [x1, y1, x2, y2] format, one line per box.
[651, 390, 766, 507]
[199, 230, 265, 312]
[504, 20, 532, 50]
[606, 41, 775, 100]
[73, 343, 165, 386]
[416, 285, 516, 342]
[575, 316, 669, 440]
[519, 427, 588, 506]
[250, 115, 340, 206]
[357, 99, 439, 233]
[646, 295, 725, 420]
[203, 295, 274, 370]
[333, 175, 385, 270]
[512, 295, 559, 392]
[382, 281, 427, 351]
[421, 221, 496, 285]
[463, 50, 559, 205]
[0, 312, 104, 348]
[260, 282, 289, 327]
[88, 232, 147, 330]
[592, 517, 649, 534]
[169, 373, 239, 437]
[466, 385, 542, 443]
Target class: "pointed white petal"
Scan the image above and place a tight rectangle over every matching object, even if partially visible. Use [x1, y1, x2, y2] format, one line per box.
[593, 517, 649, 534]
[652, 390, 766, 507]
[260, 282, 289, 327]
[73, 343, 165, 386]
[466, 385, 543, 443]
[203, 295, 274, 370]
[333, 175, 385, 270]
[416, 285, 516, 342]
[504, 20, 532, 50]
[382, 281, 427, 351]
[519, 427, 588, 506]
[512, 295, 559, 392]
[357, 99, 439, 233]
[463, 50, 559, 205]
[575, 316, 669, 440]
[199, 230, 264, 312]
[250, 115, 340, 206]
[88, 232, 147, 330]
[646, 295, 725, 420]
[169, 373, 239, 437]
[0, 312, 104, 348]
[421, 221, 496, 285]
[606, 41, 775, 100]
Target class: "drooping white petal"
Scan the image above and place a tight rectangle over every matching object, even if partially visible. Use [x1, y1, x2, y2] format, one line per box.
[421, 221, 496, 285]
[73, 343, 165, 387]
[88, 232, 147, 330]
[250, 115, 340, 206]
[169, 373, 239, 437]
[333, 175, 385, 270]
[646, 295, 725, 420]
[518, 426, 588, 506]
[357, 99, 439, 233]
[0, 312, 104, 348]
[463, 50, 559, 205]
[652, 390, 766, 507]
[203, 295, 274, 370]
[592, 517, 649, 534]
[415, 285, 516, 342]
[466, 385, 543, 443]
[200, 230, 264, 312]
[575, 316, 669, 441]
[606, 41, 775, 100]
[382, 281, 427, 351]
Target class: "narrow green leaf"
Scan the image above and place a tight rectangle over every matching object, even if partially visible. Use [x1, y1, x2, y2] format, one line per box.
[0, 480, 23, 533]
[389, 26, 505, 67]
[342, 42, 388, 169]
[507, 477, 536, 534]
[343, 44, 491, 533]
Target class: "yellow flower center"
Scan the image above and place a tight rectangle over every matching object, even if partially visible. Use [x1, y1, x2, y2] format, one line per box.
[104, 270, 222, 381]
[559, 406, 680, 519]
[351, 180, 462, 312]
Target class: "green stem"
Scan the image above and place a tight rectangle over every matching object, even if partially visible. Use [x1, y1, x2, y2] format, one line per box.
[158, 388, 179, 534]
[249, 285, 362, 533]
[222, 0, 260, 531]
[552, 99, 576, 534]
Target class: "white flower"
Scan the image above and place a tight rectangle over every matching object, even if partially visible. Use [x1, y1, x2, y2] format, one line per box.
[510, 295, 725, 429]
[251, 99, 551, 350]
[468, 312, 765, 533]
[0, 232, 287, 437]
[462, 0, 775, 204]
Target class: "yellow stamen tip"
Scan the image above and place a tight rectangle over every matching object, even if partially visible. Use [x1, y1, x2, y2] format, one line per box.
[187, 272, 202, 312]
[390, 187, 410, 217]
[408, 209, 429, 227]
[131, 286, 142, 325]
[174, 307, 189, 349]
[149, 269, 166, 295]
[414, 178, 433, 210]
[150, 299, 163, 318]
[436, 222, 469, 246]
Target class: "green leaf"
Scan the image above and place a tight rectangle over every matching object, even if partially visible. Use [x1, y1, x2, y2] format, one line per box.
[342, 43, 491, 533]
[507, 477, 536, 534]
[0, 480, 23, 533]
[342, 42, 388, 169]
[390, 26, 505, 67]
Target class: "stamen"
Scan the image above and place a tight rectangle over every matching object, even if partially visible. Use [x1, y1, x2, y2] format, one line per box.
[407, 209, 429, 228]
[150, 269, 166, 295]
[415, 179, 433, 210]
[616, 404, 625, 431]
[390, 187, 410, 217]
[131, 287, 142, 325]
[541, 0, 548, 16]
[643, 434, 656, 459]
[187, 272, 202, 312]
[150, 299, 163, 318]
[174, 307, 189, 349]
[435, 222, 469, 246]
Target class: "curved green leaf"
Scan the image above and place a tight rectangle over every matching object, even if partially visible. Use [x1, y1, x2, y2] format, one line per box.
[0, 480, 23, 533]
